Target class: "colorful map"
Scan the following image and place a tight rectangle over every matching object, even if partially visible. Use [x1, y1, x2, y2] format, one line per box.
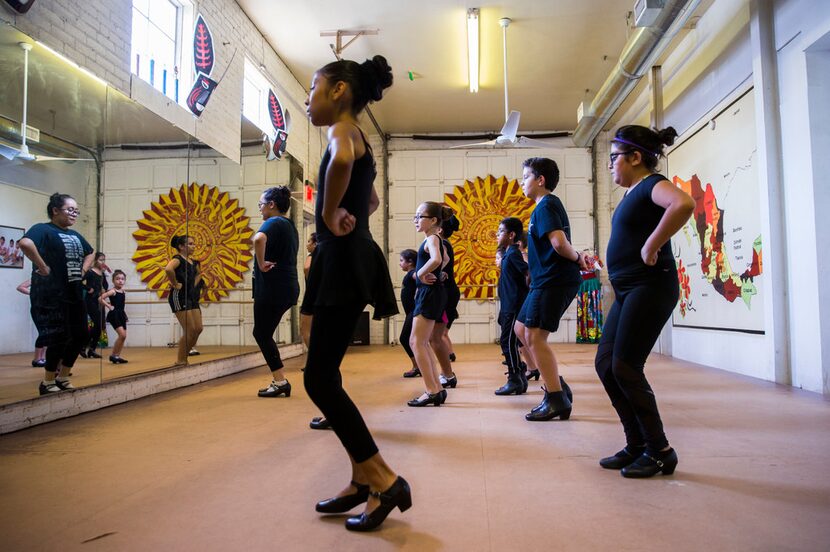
[668, 89, 765, 332]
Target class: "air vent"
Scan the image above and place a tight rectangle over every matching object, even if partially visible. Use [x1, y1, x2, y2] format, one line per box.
[25, 125, 40, 143]
[634, 0, 665, 27]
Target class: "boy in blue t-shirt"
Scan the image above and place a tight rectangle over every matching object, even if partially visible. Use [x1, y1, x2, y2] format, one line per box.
[514, 157, 587, 421]
[495, 217, 529, 396]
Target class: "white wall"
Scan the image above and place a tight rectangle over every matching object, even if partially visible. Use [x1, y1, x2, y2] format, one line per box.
[608, 0, 830, 393]
[386, 138, 593, 344]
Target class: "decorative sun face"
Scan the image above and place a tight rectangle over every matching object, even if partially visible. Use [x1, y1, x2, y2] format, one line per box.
[132, 183, 254, 301]
[444, 175, 534, 299]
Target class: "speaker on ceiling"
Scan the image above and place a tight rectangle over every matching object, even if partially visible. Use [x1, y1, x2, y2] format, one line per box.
[3, 0, 36, 14]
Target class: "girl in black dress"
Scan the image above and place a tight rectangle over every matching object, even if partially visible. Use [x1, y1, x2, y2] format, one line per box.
[596, 125, 694, 478]
[164, 235, 203, 365]
[81, 252, 108, 359]
[398, 249, 420, 377]
[100, 269, 129, 363]
[408, 201, 451, 407]
[302, 55, 410, 532]
[18, 193, 95, 394]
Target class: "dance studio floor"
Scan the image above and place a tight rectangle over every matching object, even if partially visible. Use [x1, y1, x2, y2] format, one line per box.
[1, 344, 828, 551]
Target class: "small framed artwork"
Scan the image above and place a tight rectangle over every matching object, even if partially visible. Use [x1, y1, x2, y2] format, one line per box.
[0, 225, 25, 269]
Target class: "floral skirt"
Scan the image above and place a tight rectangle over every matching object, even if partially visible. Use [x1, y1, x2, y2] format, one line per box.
[576, 277, 603, 343]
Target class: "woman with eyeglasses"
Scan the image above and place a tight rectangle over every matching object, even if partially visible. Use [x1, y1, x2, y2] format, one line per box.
[252, 186, 299, 398]
[18, 193, 95, 395]
[597, 125, 694, 478]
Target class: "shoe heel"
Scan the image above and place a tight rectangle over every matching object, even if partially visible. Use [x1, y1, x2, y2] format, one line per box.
[285, 389, 291, 398]
[398, 493, 412, 512]
[558, 408, 572, 420]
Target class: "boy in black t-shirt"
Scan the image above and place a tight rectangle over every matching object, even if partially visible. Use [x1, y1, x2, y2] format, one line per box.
[494, 217, 529, 396]
[514, 158, 587, 421]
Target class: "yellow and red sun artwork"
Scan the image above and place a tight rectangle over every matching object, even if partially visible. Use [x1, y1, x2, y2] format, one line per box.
[132, 183, 254, 302]
[444, 175, 534, 299]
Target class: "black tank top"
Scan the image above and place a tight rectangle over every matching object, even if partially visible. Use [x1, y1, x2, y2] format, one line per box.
[172, 255, 198, 289]
[606, 173, 676, 281]
[315, 125, 376, 242]
[443, 240, 458, 291]
[415, 237, 445, 289]
[110, 290, 125, 312]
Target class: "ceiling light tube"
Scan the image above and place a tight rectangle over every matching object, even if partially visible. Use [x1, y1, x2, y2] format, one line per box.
[467, 8, 479, 93]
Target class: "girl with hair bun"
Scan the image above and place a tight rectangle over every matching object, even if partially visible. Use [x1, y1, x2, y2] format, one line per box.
[18, 192, 94, 395]
[100, 269, 129, 363]
[303, 54, 410, 532]
[408, 201, 451, 408]
[164, 234, 203, 365]
[596, 125, 694, 478]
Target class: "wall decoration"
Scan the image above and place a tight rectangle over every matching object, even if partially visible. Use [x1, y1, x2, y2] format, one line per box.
[669, 89, 764, 333]
[264, 89, 290, 160]
[132, 183, 254, 302]
[0, 224, 24, 269]
[443, 175, 534, 299]
[186, 14, 218, 116]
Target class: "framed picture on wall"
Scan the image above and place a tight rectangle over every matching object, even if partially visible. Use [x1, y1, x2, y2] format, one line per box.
[0, 225, 25, 269]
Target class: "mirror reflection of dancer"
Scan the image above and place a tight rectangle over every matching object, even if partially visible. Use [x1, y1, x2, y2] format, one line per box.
[408, 201, 451, 407]
[302, 54, 410, 532]
[596, 125, 693, 478]
[164, 235, 203, 365]
[100, 269, 129, 363]
[514, 157, 585, 421]
[18, 193, 94, 394]
[253, 186, 299, 398]
[303, 232, 317, 279]
[16, 279, 47, 367]
[398, 249, 420, 378]
[81, 252, 108, 359]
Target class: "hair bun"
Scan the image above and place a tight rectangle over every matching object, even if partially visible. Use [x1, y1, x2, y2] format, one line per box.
[360, 55, 393, 102]
[657, 127, 678, 147]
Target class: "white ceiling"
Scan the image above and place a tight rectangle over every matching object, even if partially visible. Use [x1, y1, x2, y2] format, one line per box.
[238, 0, 636, 135]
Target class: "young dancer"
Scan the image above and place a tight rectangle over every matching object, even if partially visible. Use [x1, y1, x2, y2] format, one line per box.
[252, 186, 299, 398]
[16, 279, 46, 367]
[408, 201, 451, 407]
[164, 235, 203, 365]
[495, 217, 530, 395]
[514, 157, 585, 421]
[18, 193, 94, 394]
[596, 125, 693, 478]
[81, 252, 108, 359]
[302, 54, 409, 531]
[399, 249, 420, 378]
[100, 269, 129, 363]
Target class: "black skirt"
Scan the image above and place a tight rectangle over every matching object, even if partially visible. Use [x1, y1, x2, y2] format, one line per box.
[301, 231, 398, 319]
[412, 285, 447, 321]
[107, 310, 129, 329]
[444, 284, 461, 325]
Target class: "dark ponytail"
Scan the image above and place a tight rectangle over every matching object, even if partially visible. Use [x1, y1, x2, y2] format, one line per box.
[441, 214, 460, 238]
[320, 55, 393, 114]
[612, 125, 678, 171]
[170, 234, 188, 251]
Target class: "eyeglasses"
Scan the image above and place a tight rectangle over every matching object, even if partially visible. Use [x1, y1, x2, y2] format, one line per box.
[609, 151, 633, 164]
[62, 208, 81, 215]
[257, 201, 271, 208]
[413, 214, 434, 221]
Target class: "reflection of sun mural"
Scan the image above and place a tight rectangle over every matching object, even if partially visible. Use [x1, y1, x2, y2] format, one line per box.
[444, 175, 534, 299]
[132, 183, 254, 302]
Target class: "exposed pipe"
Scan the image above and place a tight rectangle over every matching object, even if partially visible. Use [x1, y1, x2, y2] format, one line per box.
[572, 0, 702, 147]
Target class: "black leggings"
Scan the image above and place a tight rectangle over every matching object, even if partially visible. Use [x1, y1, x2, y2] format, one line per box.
[45, 300, 89, 373]
[304, 304, 378, 463]
[399, 312, 414, 359]
[595, 274, 678, 451]
[86, 300, 104, 351]
[499, 312, 521, 375]
[252, 300, 292, 372]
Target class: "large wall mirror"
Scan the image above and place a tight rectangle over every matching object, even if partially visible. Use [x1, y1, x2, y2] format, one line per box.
[0, 22, 305, 409]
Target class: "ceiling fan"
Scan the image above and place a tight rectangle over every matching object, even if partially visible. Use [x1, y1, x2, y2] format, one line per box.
[452, 18, 553, 149]
[0, 42, 95, 164]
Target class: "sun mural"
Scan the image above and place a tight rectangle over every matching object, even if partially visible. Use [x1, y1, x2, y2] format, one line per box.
[444, 175, 534, 299]
[132, 183, 254, 302]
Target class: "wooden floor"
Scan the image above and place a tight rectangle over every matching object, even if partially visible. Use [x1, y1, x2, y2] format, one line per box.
[0, 344, 828, 551]
[0, 345, 260, 405]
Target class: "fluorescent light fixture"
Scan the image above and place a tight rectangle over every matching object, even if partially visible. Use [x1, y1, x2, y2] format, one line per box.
[35, 40, 108, 87]
[467, 8, 479, 93]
